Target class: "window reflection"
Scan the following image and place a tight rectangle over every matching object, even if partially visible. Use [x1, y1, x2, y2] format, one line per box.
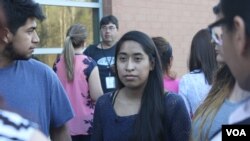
[32, 54, 59, 68]
[36, 5, 97, 67]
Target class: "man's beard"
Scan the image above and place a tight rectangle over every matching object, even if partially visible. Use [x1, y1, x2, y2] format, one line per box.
[3, 42, 31, 60]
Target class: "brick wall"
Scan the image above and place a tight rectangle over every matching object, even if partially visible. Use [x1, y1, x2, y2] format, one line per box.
[103, 0, 218, 78]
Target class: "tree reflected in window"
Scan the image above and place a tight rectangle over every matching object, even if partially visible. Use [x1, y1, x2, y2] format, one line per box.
[36, 5, 97, 67]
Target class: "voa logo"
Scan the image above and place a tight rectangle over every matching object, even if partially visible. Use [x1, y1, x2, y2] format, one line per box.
[226, 129, 246, 136]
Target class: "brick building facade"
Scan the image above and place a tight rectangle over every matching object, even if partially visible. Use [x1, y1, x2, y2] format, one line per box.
[103, 0, 218, 77]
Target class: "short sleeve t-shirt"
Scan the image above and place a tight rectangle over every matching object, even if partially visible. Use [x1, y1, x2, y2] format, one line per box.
[0, 59, 74, 136]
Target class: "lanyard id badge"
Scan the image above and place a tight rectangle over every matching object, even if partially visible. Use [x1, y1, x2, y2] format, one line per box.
[105, 76, 115, 89]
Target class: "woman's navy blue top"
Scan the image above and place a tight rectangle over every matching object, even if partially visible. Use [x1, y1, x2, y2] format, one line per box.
[91, 92, 191, 141]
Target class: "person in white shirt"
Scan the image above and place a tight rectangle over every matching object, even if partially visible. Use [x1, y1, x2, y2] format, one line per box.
[179, 28, 218, 117]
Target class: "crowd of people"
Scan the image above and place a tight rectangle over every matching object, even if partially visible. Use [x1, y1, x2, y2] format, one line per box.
[0, 0, 250, 141]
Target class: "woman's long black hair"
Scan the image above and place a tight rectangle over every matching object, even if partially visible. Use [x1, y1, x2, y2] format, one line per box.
[188, 29, 218, 85]
[114, 31, 166, 141]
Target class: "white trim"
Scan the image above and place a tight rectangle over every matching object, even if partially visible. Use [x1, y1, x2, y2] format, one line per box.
[34, 0, 101, 8]
[33, 48, 63, 54]
[99, 0, 103, 20]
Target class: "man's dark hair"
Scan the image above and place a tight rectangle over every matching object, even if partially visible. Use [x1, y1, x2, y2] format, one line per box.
[100, 15, 119, 29]
[0, 0, 45, 34]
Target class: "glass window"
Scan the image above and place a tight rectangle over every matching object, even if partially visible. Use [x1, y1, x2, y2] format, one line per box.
[36, 5, 99, 67]
[32, 54, 59, 68]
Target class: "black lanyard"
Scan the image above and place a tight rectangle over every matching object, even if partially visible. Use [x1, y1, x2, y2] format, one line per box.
[100, 43, 113, 76]
[100, 43, 113, 69]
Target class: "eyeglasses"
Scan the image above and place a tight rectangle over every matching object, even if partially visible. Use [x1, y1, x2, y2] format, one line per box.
[208, 18, 227, 46]
[101, 26, 116, 31]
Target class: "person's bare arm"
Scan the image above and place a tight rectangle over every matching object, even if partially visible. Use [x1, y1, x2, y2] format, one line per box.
[89, 66, 103, 101]
[50, 124, 72, 141]
[29, 129, 49, 141]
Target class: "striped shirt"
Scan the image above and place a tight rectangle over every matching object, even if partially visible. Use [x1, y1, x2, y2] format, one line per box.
[0, 109, 37, 141]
